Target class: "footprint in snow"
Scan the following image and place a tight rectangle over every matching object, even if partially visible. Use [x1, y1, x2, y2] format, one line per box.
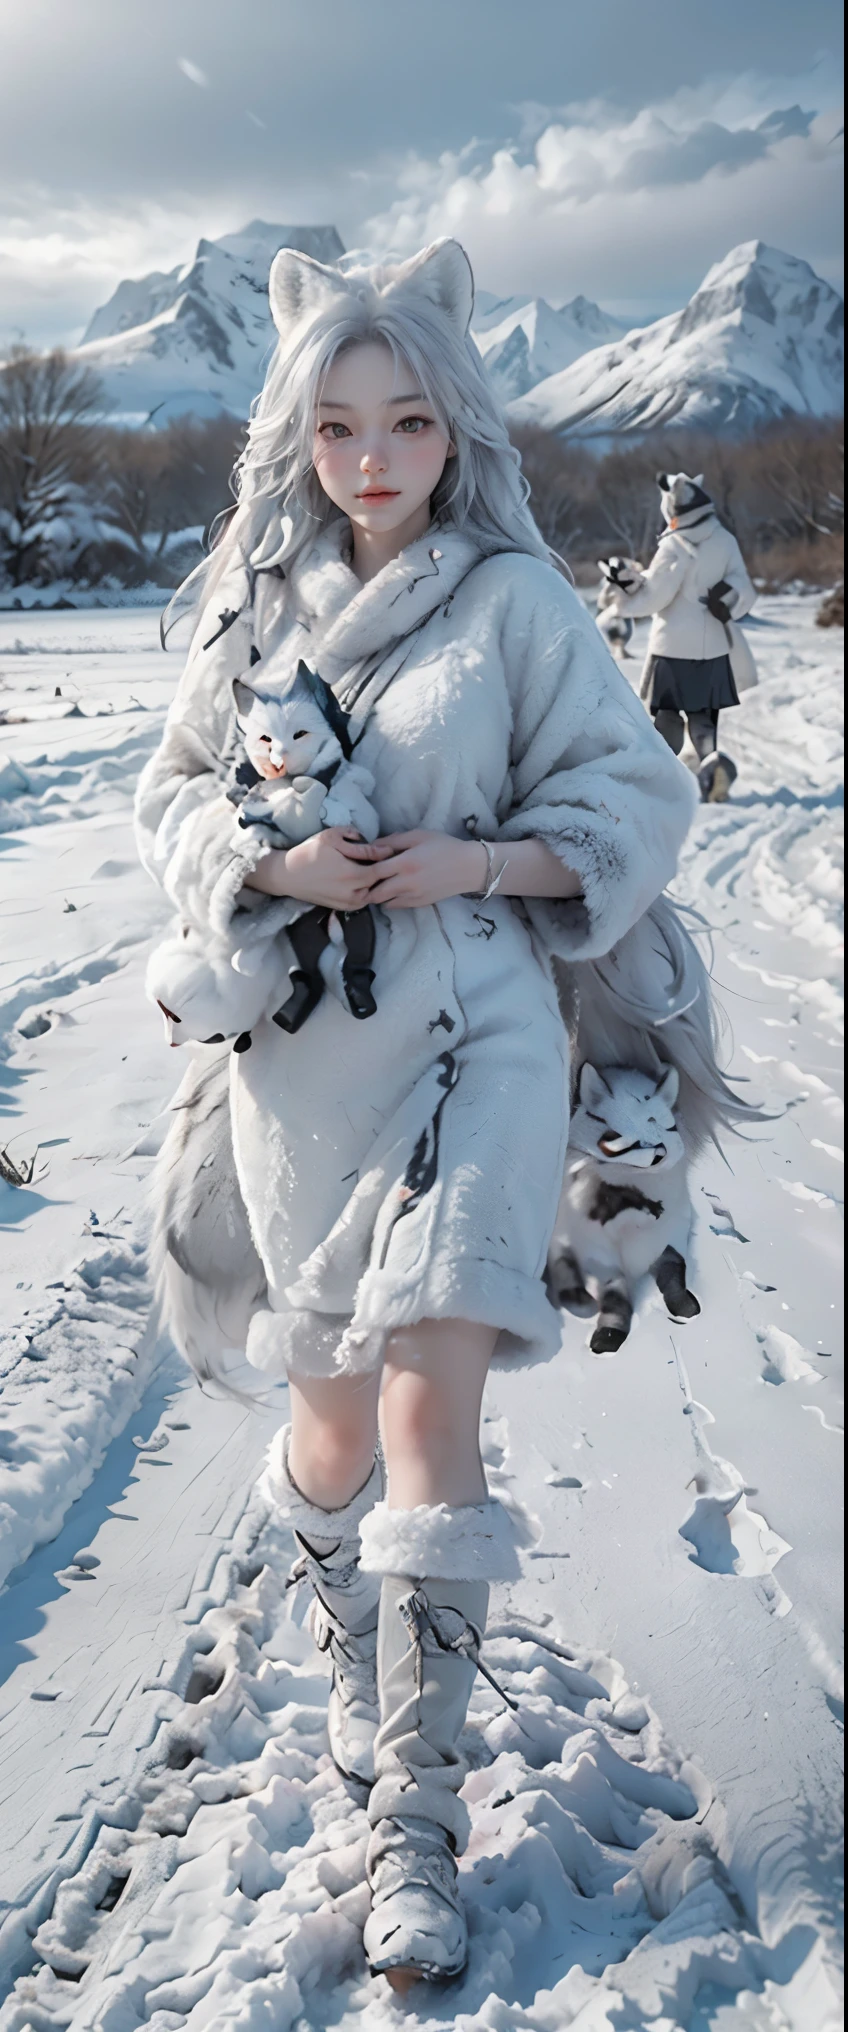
[12, 1506, 784, 2030]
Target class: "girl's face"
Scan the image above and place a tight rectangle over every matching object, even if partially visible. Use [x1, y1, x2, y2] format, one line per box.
[312, 340, 455, 536]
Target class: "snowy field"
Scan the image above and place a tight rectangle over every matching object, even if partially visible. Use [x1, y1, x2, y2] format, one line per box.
[0, 598, 842, 2030]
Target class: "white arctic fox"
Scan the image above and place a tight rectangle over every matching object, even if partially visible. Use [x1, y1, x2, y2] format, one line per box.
[146, 660, 381, 1051]
[548, 1061, 700, 1353]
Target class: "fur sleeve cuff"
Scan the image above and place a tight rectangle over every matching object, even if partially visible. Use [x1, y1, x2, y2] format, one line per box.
[498, 807, 630, 960]
[162, 794, 306, 943]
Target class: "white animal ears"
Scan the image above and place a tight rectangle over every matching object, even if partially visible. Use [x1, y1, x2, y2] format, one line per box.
[268, 237, 475, 342]
[386, 239, 474, 333]
[578, 1061, 681, 1109]
[232, 675, 259, 720]
[655, 1065, 680, 1107]
[578, 1063, 613, 1109]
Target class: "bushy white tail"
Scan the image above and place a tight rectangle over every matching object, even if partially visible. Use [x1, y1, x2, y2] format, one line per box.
[148, 1049, 269, 1398]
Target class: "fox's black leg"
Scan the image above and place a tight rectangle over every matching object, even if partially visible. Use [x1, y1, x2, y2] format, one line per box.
[654, 1244, 701, 1320]
[590, 1280, 633, 1353]
[547, 1244, 592, 1309]
[339, 906, 377, 1020]
[272, 908, 329, 1034]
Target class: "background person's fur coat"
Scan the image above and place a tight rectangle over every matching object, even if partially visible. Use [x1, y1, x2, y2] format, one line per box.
[136, 522, 698, 1382]
[606, 475, 757, 698]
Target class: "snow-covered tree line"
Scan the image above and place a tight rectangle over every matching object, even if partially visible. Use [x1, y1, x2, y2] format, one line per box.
[0, 343, 842, 591]
[0, 347, 241, 589]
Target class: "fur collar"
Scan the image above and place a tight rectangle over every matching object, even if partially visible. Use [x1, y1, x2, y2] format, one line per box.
[284, 522, 485, 682]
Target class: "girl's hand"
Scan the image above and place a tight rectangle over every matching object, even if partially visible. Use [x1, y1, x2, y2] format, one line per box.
[244, 828, 380, 910]
[347, 829, 485, 909]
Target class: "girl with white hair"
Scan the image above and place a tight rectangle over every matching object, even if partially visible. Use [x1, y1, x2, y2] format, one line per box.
[136, 238, 719, 1987]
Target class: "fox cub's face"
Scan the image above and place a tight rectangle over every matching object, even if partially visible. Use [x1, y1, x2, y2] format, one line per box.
[233, 673, 342, 781]
[570, 1063, 683, 1172]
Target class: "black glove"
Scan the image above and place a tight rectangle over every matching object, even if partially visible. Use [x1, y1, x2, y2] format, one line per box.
[703, 579, 734, 623]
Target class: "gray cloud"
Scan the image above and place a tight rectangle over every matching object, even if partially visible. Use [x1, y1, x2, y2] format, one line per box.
[614, 120, 775, 190]
[0, 2, 843, 345]
[757, 105, 817, 141]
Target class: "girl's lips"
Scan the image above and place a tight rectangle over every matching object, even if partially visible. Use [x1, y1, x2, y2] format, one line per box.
[356, 488, 400, 500]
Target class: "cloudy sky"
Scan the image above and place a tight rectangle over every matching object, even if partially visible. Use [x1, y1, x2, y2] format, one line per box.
[0, 0, 843, 348]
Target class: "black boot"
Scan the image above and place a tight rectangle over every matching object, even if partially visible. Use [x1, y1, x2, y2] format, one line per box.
[273, 971, 324, 1033]
[339, 906, 377, 1021]
[272, 908, 330, 1034]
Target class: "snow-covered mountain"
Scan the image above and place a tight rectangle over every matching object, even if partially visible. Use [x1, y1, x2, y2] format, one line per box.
[72, 221, 345, 424]
[65, 233, 843, 437]
[508, 243, 844, 440]
[471, 294, 629, 403]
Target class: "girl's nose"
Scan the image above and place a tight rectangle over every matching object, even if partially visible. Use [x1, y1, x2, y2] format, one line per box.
[360, 442, 388, 475]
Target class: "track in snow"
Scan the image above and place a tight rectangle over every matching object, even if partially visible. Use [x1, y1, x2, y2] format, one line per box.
[0, 597, 842, 2029]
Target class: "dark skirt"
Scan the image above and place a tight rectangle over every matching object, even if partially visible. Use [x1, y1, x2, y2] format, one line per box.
[647, 653, 739, 714]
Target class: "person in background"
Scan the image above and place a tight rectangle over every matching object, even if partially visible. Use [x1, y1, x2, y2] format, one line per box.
[606, 472, 757, 802]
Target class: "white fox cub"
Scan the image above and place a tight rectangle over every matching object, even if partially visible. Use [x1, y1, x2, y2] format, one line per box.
[228, 658, 379, 846]
[548, 1062, 700, 1354]
[146, 660, 381, 1051]
[596, 557, 643, 659]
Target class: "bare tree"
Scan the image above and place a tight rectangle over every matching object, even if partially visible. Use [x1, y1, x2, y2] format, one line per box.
[100, 414, 242, 578]
[761, 422, 844, 542]
[0, 346, 107, 584]
[590, 446, 660, 562]
[512, 428, 595, 557]
[100, 429, 182, 567]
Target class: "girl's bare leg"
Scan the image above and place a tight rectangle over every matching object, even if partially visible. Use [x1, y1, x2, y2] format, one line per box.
[379, 1317, 498, 1507]
[288, 1369, 381, 1512]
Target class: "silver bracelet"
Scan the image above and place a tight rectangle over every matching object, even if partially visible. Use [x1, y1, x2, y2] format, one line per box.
[477, 839, 509, 903]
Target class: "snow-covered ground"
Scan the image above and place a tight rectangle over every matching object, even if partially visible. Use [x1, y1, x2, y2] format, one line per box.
[0, 598, 842, 2029]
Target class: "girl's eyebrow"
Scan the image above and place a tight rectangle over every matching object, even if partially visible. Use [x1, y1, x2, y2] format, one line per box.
[317, 391, 428, 411]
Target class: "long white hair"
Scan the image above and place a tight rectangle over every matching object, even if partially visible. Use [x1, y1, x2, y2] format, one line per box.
[150, 240, 760, 1398]
[165, 237, 555, 637]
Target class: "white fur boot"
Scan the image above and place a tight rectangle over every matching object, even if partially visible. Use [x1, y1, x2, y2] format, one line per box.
[261, 1427, 383, 1782]
[359, 1498, 520, 1983]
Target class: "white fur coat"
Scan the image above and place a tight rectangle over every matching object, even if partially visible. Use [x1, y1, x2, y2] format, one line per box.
[135, 524, 695, 1378]
[611, 513, 755, 665]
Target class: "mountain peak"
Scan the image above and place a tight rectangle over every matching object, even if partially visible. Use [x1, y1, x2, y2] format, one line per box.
[76, 222, 346, 421]
[472, 292, 627, 401]
[676, 241, 842, 345]
[508, 242, 843, 442]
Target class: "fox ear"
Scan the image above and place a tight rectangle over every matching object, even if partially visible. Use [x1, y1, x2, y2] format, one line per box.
[656, 1065, 680, 1109]
[656, 472, 669, 489]
[268, 248, 350, 339]
[579, 1062, 612, 1110]
[385, 238, 474, 335]
[233, 676, 258, 719]
[693, 473, 705, 488]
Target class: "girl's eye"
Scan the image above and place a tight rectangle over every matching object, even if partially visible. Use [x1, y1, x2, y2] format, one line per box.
[395, 415, 431, 434]
[319, 421, 352, 440]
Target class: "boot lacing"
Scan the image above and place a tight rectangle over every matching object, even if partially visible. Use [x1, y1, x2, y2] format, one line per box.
[396, 1587, 520, 1715]
[285, 1550, 377, 1706]
[285, 1549, 362, 1594]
